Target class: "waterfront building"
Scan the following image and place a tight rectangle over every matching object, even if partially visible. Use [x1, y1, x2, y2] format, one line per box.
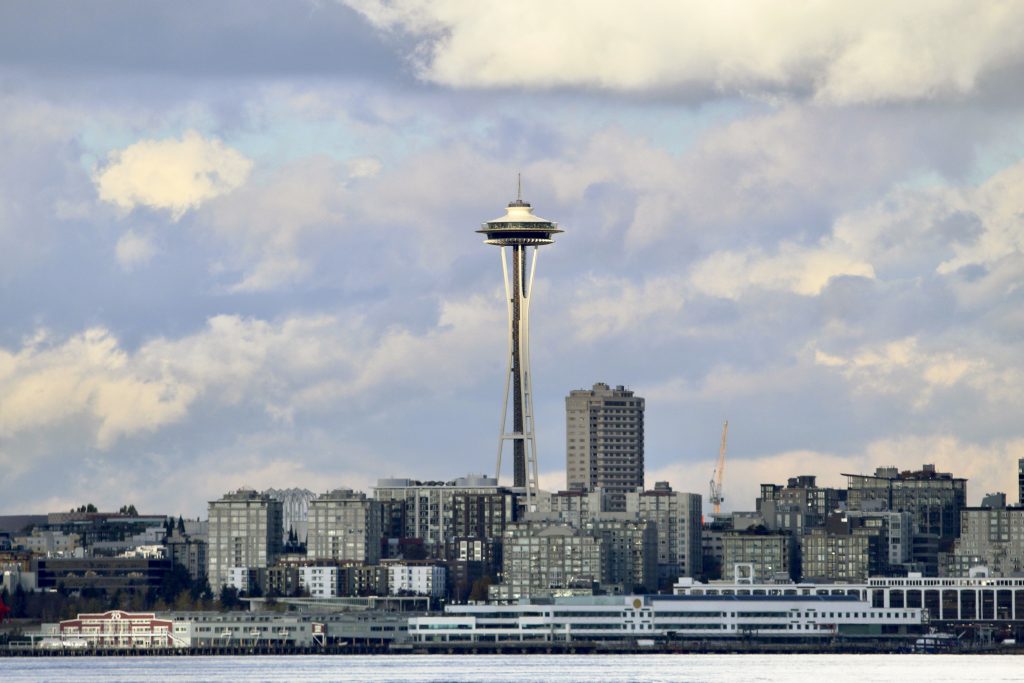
[626, 482, 703, 582]
[408, 593, 925, 643]
[40, 610, 180, 649]
[565, 383, 645, 511]
[676, 566, 1024, 625]
[944, 503, 1024, 577]
[307, 489, 383, 564]
[207, 489, 284, 591]
[478, 190, 563, 507]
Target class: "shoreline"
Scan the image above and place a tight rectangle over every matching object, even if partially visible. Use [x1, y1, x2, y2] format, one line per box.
[3, 639, 1018, 657]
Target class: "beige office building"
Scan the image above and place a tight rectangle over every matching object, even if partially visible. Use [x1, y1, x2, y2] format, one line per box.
[566, 383, 644, 511]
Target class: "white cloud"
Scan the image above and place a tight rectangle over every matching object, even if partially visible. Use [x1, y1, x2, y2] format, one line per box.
[938, 162, 1024, 274]
[569, 274, 686, 339]
[345, 1, 1024, 104]
[114, 230, 157, 270]
[0, 296, 502, 450]
[690, 242, 875, 299]
[95, 130, 252, 219]
[204, 156, 374, 291]
[811, 336, 1019, 409]
[0, 328, 198, 448]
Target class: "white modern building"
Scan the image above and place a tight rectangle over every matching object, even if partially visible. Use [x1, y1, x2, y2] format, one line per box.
[408, 593, 925, 643]
[299, 565, 340, 599]
[675, 565, 1024, 624]
[387, 562, 446, 599]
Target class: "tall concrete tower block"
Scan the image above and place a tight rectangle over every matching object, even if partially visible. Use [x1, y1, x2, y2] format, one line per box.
[566, 383, 645, 511]
[477, 187, 562, 510]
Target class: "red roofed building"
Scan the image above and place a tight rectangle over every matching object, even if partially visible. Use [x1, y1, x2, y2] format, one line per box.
[56, 610, 178, 648]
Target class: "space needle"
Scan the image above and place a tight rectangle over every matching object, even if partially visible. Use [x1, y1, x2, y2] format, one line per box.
[478, 179, 562, 510]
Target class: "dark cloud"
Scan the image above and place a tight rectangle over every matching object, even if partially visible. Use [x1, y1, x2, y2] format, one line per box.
[0, 1, 408, 81]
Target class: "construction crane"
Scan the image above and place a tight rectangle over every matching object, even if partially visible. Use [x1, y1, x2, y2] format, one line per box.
[709, 420, 728, 515]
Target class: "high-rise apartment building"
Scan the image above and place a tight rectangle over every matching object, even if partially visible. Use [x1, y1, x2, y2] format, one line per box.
[307, 489, 383, 564]
[566, 383, 644, 511]
[720, 530, 794, 582]
[845, 464, 967, 541]
[1019, 458, 1024, 505]
[374, 475, 516, 558]
[945, 502, 1024, 577]
[207, 489, 283, 591]
[626, 482, 703, 582]
[757, 475, 846, 534]
[490, 520, 605, 602]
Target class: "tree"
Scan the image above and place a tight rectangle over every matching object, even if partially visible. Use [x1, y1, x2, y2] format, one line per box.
[219, 585, 240, 610]
[468, 576, 493, 602]
[157, 564, 192, 605]
[177, 516, 186, 534]
[11, 585, 28, 618]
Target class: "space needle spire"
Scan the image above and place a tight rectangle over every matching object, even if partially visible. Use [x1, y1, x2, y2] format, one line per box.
[478, 181, 562, 510]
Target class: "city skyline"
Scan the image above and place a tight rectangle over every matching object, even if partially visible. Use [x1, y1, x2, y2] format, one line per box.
[2, 3, 1024, 517]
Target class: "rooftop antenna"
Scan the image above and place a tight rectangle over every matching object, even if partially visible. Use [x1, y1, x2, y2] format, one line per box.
[509, 172, 529, 207]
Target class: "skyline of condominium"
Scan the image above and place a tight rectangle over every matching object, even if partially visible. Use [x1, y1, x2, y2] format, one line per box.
[566, 382, 645, 511]
[207, 489, 283, 590]
[307, 489, 383, 564]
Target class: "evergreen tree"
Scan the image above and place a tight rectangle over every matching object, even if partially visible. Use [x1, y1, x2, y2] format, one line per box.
[219, 585, 240, 610]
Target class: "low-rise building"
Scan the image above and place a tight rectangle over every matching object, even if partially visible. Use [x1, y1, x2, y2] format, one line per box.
[41, 610, 181, 649]
[33, 557, 171, 592]
[387, 561, 446, 599]
[409, 593, 925, 643]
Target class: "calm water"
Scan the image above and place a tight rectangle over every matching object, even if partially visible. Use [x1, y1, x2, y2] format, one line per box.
[1, 654, 1019, 682]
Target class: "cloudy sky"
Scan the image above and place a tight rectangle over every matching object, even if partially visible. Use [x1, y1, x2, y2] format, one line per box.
[2, 1, 1023, 517]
